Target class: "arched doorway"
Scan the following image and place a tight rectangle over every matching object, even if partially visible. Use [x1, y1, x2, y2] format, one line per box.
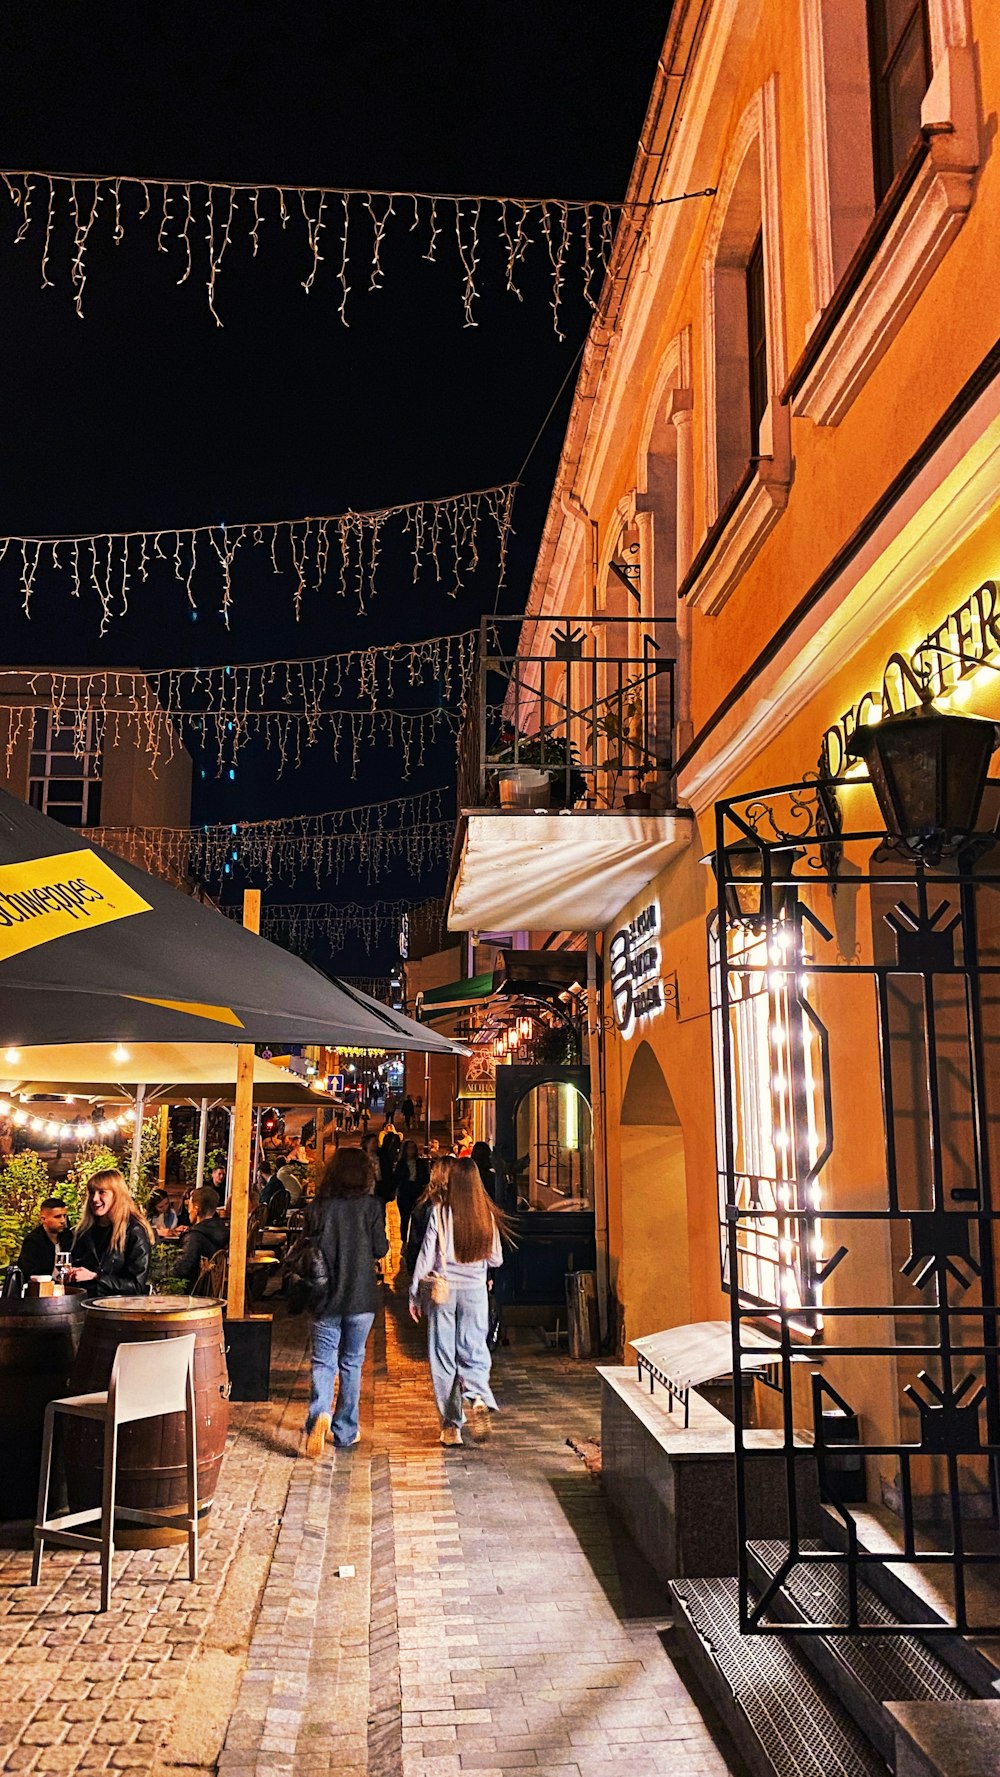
[618, 1040, 690, 1346]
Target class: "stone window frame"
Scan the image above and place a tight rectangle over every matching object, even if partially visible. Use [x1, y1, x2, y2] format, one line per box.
[688, 78, 792, 617]
[792, 0, 979, 425]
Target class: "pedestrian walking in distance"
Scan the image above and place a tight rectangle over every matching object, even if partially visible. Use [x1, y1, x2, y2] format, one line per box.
[409, 1156, 508, 1447]
[304, 1146, 388, 1458]
[393, 1139, 430, 1249]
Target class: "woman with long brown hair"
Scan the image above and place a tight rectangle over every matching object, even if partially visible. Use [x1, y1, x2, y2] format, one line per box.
[409, 1156, 507, 1446]
[66, 1170, 153, 1296]
[304, 1144, 388, 1458]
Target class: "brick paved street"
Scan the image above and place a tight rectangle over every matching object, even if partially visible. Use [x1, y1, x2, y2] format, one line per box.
[1, 1233, 741, 1777]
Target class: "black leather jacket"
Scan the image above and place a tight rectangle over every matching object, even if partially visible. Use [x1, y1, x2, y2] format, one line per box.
[71, 1216, 151, 1295]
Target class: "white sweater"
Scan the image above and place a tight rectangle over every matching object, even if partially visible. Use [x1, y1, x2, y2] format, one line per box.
[410, 1206, 502, 1299]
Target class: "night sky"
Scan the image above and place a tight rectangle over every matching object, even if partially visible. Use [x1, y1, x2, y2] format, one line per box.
[0, 3, 669, 968]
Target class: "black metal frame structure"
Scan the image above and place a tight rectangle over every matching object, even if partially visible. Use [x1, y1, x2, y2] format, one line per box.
[456, 612, 677, 809]
[713, 774, 1000, 1636]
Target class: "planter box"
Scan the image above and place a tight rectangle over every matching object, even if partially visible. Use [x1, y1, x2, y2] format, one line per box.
[224, 1314, 272, 1402]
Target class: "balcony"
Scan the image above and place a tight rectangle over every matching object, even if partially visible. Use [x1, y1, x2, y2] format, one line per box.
[448, 615, 694, 932]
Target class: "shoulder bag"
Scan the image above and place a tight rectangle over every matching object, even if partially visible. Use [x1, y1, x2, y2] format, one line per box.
[428, 1207, 450, 1306]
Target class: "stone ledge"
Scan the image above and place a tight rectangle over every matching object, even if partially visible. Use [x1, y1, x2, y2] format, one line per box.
[889, 1700, 1000, 1777]
[599, 1365, 817, 1582]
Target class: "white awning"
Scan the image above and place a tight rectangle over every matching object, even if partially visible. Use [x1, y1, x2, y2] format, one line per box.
[448, 809, 694, 932]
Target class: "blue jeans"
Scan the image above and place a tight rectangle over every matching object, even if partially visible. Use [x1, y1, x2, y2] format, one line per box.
[426, 1284, 497, 1428]
[307, 1311, 375, 1444]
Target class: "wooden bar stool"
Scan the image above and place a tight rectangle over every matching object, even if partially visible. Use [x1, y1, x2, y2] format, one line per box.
[32, 1333, 199, 1612]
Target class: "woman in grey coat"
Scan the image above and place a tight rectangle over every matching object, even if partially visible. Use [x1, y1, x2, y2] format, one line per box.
[305, 1146, 388, 1457]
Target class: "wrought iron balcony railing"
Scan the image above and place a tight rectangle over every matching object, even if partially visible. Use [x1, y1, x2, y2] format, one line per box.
[457, 613, 678, 810]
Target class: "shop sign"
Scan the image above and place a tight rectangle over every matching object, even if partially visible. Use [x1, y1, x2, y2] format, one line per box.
[459, 1049, 496, 1099]
[821, 578, 1000, 775]
[609, 901, 664, 1038]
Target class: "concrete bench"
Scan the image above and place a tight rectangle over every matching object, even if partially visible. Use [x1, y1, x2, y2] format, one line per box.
[599, 1364, 816, 1581]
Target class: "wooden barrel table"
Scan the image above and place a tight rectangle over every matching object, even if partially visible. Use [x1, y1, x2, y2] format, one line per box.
[66, 1295, 229, 1546]
[0, 1293, 84, 1523]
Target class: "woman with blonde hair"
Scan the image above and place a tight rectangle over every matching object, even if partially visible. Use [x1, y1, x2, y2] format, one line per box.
[66, 1170, 153, 1296]
[409, 1156, 507, 1447]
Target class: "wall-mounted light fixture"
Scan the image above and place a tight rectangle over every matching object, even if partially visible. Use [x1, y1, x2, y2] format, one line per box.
[702, 841, 803, 928]
[846, 703, 998, 861]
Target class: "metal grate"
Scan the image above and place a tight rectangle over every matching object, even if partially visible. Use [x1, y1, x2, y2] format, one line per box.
[749, 1540, 974, 1703]
[672, 1575, 888, 1777]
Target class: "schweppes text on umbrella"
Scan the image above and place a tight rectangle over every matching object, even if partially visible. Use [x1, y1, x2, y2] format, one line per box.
[0, 850, 151, 961]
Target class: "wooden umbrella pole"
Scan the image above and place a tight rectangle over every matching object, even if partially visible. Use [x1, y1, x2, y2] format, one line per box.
[157, 1104, 169, 1184]
[195, 1096, 209, 1187]
[129, 1084, 146, 1194]
[227, 890, 260, 1320]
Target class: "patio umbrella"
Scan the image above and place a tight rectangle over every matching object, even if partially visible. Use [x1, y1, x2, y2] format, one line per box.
[4, 1043, 336, 1189]
[0, 788, 458, 1054]
[3, 1041, 338, 1106]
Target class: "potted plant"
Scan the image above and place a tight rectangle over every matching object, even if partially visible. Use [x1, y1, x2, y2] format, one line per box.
[623, 771, 654, 812]
[588, 699, 658, 808]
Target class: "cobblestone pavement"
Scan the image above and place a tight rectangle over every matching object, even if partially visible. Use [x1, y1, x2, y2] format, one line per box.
[2, 1234, 742, 1777]
[0, 1317, 311, 1777]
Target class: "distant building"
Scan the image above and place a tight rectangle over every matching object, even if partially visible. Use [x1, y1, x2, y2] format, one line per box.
[0, 674, 193, 870]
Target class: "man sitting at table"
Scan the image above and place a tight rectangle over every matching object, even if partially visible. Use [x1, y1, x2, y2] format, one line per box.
[175, 1186, 229, 1287]
[17, 1197, 72, 1278]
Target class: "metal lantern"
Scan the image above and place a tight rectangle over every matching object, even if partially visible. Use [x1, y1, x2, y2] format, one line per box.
[846, 705, 999, 859]
[702, 841, 803, 927]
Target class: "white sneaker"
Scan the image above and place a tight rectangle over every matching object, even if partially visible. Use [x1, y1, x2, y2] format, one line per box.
[439, 1426, 463, 1447]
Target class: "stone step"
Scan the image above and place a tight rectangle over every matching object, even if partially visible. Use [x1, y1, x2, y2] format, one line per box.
[747, 1540, 976, 1764]
[820, 1504, 1000, 1698]
[669, 1573, 889, 1777]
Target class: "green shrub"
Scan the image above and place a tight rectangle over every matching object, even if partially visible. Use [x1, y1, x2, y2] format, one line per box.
[0, 1148, 56, 1268]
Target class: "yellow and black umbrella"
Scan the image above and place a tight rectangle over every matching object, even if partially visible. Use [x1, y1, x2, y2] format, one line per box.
[0, 789, 457, 1054]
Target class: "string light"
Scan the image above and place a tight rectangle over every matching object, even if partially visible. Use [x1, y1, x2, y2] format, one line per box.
[0, 1105, 138, 1144]
[0, 628, 478, 775]
[0, 169, 713, 331]
[0, 487, 514, 628]
[87, 797, 454, 889]
[241, 897, 447, 955]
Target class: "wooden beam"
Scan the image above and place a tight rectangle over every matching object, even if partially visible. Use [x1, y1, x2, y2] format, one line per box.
[226, 890, 260, 1320]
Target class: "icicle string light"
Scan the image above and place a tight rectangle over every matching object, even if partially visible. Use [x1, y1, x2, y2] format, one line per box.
[0, 485, 515, 626]
[0, 169, 633, 329]
[85, 787, 454, 888]
[1, 169, 716, 329]
[0, 628, 478, 775]
[229, 897, 448, 956]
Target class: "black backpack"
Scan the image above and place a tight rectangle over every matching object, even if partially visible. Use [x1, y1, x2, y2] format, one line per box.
[266, 1183, 291, 1227]
[284, 1228, 330, 1316]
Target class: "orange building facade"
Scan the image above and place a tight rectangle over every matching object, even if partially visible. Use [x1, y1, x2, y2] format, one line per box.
[449, 0, 1000, 1535]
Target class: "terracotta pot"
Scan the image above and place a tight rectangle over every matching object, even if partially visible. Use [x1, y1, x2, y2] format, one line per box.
[623, 790, 652, 811]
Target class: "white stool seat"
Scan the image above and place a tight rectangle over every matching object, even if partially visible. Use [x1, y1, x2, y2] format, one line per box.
[32, 1334, 199, 1612]
[49, 1391, 109, 1415]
